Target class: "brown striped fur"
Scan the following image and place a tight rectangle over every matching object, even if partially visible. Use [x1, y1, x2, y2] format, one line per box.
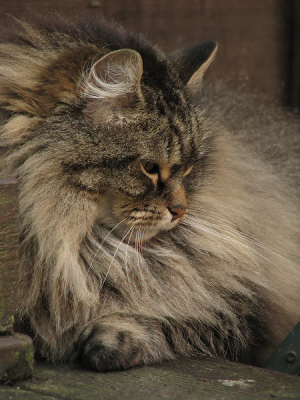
[0, 16, 300, 370]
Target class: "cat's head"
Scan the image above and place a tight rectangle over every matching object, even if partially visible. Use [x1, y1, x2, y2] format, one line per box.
[75, 42, 217, 240]
[0, 23, 217, 242]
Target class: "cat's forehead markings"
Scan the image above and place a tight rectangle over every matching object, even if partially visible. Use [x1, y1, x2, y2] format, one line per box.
[160, 165, 171, 182]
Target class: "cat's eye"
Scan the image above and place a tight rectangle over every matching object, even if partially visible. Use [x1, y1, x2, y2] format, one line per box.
[140, 160, 159, 175]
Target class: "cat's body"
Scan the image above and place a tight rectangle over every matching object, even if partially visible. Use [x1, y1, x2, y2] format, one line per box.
[0, 16, 299, 371]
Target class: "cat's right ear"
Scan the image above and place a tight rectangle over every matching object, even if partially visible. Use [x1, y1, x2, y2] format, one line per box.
[79, 49, 144, 120]
[168, 41, 218, 96]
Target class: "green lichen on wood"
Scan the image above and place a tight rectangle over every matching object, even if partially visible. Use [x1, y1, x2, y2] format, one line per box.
[0, 321, 14, 335]
[0, 334, 34, 383]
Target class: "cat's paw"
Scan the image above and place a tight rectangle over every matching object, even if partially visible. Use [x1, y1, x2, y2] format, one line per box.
[77, 316, 174, 371]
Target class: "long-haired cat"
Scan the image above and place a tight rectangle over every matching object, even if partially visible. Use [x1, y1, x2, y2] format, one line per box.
[0, 16, 299, 371]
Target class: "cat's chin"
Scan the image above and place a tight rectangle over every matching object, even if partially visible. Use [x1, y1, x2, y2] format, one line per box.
[136, 217, 182, 242]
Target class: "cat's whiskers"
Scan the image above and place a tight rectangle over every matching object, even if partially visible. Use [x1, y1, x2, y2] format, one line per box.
[188, 216, 291, 265]
[134, 225, 142, 282]
[140, 226, 147, 250]
[171, 228, 207, 256]
[87, 217, 128, 275]
[98, 224, 133, 293]
[183, 219, 265, 264]
[181, 218, 282, 271]
[135, 225, 147, 285]
[124, 225, 136, 299]
[197, 216, 292, 264]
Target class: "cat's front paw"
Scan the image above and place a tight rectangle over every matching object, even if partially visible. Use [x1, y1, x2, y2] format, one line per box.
[79, 326, 144, 371]
[77, 316, 174, 371]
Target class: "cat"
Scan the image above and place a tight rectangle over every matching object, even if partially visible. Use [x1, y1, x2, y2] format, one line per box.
[0, 15, 300, 372]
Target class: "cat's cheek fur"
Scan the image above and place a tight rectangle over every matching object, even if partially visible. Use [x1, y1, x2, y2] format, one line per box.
[18, 165, 101, 327]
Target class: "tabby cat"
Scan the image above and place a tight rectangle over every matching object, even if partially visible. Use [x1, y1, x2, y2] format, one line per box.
[0, 16, 300, 371]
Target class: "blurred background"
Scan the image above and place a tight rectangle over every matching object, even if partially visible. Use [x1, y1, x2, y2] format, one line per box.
[0, 0, 299, 110]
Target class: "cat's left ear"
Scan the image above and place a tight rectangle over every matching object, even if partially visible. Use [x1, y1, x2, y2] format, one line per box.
[79, 49, 143, 121]
[168, 41, 218, 96]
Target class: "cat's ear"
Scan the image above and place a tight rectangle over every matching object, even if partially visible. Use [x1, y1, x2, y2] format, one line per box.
[80, 49, 143, 120]
[168, 41, 218, 96]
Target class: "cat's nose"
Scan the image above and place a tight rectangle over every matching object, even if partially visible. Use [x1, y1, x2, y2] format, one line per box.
[168, 185, 187, 221]
[168, 205, 186, 221]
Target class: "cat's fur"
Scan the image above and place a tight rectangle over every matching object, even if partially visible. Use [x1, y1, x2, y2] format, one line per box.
[0, 16, 300, 371]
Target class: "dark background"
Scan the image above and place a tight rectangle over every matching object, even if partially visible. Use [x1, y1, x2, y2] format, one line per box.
[0, 0, 299, 109]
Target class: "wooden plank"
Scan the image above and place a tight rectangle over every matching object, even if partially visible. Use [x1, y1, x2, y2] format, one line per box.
[0, 357, 300, 399]
[0, 173, 19, 331]
[0, 334, 34, 382]
[289, 0, 300, 110]
[0, 175, 34, 383]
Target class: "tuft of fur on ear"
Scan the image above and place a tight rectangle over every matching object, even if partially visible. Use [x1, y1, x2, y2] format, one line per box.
[168, 41, 218, 96]
[80, 49, 144, 121]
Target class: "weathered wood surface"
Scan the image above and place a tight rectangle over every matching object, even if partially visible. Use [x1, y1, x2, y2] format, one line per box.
[0, 334, 34, 382]
[0, 175, 34, 383]
[0, 357, 300, 399]
[0, 0, 293, 103]
[289, 0, 300, 110]
[0, 173, 19, 331]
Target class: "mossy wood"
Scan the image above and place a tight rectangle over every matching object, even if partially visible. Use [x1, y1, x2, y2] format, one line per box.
[1, 357, 300, 399]
[0, 334, 34, 382]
